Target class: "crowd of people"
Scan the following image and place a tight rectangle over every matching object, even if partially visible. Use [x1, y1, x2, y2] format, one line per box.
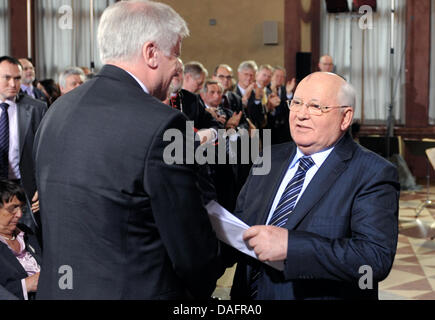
[0, 0, 398, 300]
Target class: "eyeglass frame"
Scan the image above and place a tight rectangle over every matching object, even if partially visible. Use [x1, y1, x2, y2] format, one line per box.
[287, 98, 350, 116]
[216, 74, 233, 81]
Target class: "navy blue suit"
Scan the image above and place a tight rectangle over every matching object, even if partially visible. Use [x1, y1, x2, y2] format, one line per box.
[229, 132, 399, 300]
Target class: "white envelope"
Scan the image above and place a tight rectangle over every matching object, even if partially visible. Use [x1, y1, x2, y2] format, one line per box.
[206, 200, 284, 271]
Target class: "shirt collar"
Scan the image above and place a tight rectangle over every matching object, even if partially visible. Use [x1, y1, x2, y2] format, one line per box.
[290, 146, 335, 170]
[124, 70, 149, 94]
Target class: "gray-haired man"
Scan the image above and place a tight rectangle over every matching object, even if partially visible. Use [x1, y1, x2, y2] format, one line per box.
[34, 0, 223, 299]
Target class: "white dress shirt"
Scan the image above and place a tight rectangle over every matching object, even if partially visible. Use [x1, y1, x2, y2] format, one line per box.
[125, 70, 149, 94]
[265, 147, 334, 225]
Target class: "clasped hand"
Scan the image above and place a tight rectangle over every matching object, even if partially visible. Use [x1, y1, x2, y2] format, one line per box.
[243, 225, 288, 262]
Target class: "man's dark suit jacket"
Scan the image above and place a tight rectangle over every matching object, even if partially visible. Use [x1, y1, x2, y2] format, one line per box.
[172, 89, 220, 131]
[34, 65, 223, 299]
[0, 224, 42, 300]
[20, 87, 48, 104]
[266, 85, 291, 145]
[235, 86, 265, 129]
[16, 94, 47, 236]
[16, 93, 47, 200]
[228, 132, 399, 300]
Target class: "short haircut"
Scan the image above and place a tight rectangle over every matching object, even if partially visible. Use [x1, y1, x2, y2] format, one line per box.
[338, 82, 356, 109]
[202, 79, 223, 93]
[258, 64, 273, 73]
[213, 64, 233, 76]
[0, 56, 22, 69]
[0, 179, 26, 207]
[273, 65, 286, 73]
[98, 0, 189, 64]
[184, 61, 208, 78]
[237, 60, 258, 73]
[58, 67, 85, 89]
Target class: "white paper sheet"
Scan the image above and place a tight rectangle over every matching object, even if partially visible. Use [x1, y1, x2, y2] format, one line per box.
[206, 200, 284, 271]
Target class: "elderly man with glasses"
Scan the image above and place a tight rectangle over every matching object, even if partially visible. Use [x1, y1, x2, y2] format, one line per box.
[224, 71, 399, 300]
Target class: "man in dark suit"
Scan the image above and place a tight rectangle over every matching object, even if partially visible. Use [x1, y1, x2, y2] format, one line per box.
[0, 56, 47, 236]
[266, 66, 295, 145]
[18, 58, 48, 103]
[226, 72, 399, 300]
[34, 1, 223, 300]
[235, 61, 267, 130]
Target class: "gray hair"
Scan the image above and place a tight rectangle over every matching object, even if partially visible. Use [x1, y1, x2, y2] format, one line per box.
[237, 60, 258, 73]
[338, 82, 356, 109]
[202, 80, 223, 93]
[58, 67, 85, 89]
[97, 0, 189, 64]
[184, 61, 208, 78]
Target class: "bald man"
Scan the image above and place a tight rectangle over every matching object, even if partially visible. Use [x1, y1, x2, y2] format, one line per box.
[226, 72, 399, 300]
[318, 55, 334, 73]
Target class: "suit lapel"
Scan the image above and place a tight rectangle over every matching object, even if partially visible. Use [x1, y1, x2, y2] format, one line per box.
[284, 133, 355, 230]
[17, 101, 32, 157]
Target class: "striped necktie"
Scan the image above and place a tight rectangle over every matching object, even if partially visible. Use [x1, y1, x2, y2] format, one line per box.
[0, 102, 9, 179]
[249, 156, 315, 299]
[268, 156, 315, 227]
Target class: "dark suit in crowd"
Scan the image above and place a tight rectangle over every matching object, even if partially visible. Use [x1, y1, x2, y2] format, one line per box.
[266, 85, 292, 145]
[34, 65, 223, 299]
[227, 132, 399, 299]
[20, 86, 48, 104]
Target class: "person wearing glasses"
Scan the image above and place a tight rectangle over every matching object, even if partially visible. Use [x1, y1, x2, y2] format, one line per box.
[0, 179, 41, 300]
[225, 71, 399, 300]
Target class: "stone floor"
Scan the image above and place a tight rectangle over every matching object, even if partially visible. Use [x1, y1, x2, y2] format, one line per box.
[213, 186, 435, 300]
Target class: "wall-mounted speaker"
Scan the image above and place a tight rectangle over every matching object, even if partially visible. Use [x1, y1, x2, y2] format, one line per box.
[263, 21, 278, 45]
[325, 0, 349, 13]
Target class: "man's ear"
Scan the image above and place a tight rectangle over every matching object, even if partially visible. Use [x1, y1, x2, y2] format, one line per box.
[142, 42, 159, 69]
[341, 107, 354, 131]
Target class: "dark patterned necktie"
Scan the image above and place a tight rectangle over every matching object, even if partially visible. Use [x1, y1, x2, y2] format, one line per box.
[0, 103, 10, 179]
[249, 156, 315, 299]
[268, 157, 315, 227]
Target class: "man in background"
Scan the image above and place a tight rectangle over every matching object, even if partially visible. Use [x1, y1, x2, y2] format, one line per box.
[18, 58, 47, 103]
[58, 67, 85, 95]
[318, 55, 334, 73]
[182, 61, 208, 94]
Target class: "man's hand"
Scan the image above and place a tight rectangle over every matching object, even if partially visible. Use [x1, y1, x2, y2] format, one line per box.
[31, 191, 39, 213]
[242, 83, 255, 106]
[25, 272, 40, 292]
[286, 78, 296, 95]
[254, 84, 264, 100]
[243, 225, 288, 262]
[267, 93, 281, 111]
[196, 129, 215, 144]
[225, 111, 242, 129]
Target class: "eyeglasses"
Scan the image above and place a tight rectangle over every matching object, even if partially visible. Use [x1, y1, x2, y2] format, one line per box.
[217, 74, 232, 81]
[2, 204, 25, 216]
[287, 98, 349, 116]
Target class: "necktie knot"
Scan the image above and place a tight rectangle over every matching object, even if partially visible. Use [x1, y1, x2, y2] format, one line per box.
[0, 102, 9, 112]
[299, 156, 314, 172]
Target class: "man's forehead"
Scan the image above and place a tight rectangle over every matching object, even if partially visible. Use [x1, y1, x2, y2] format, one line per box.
[217, 67, 231, 75]
[295, 73, 343, 99]
[0, 61, 21, 74]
